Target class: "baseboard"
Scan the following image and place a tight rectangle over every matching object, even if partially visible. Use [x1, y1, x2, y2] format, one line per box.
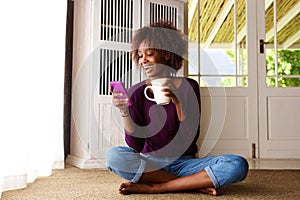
[248, 159, 300, 170]
[65, 155, 107, 169]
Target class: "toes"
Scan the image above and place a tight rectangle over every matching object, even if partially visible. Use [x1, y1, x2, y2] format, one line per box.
[118, 182, 132, 195]
[210, 188, 219, 196]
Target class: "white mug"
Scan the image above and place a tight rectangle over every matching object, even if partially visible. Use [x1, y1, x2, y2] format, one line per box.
[144, 78, 171, 105]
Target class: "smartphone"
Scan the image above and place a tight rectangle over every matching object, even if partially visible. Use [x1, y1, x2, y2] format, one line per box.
[110, 81, 132, 106]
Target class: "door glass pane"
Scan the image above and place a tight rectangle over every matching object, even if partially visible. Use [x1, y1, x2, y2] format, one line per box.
[188, 0, 247, 87]
[265, 0, 300, 87]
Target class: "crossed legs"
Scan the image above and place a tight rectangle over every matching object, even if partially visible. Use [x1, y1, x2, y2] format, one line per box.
[106, 146, 248, 196]
[119, 168, 218, 195]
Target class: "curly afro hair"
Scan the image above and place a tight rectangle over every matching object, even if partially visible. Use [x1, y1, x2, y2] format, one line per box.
[131, 19, 187, 72]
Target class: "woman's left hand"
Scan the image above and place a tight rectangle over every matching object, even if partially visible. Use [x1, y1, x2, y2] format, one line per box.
[161, 79, 179, 104]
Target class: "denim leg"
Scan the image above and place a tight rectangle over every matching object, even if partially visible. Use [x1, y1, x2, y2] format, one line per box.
[105, 146, 146, 183]
[205, 154, 249, 189]
[170, 154, 248, 189]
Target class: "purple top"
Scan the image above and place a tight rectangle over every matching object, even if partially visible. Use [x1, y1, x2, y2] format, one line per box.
[125, 78, 201, 157]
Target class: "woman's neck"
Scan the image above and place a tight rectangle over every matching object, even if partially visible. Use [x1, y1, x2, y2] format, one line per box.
[148, 72, 173, 80]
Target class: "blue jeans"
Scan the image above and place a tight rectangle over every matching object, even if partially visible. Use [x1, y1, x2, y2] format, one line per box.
[106, 146, 248, 189]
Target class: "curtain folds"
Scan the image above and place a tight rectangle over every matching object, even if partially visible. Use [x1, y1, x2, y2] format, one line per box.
[0, 0, 67, 197]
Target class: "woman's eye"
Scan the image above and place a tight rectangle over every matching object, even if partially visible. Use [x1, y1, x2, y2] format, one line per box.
[146, 51, 154, 56]
[146, 49, 156, 56]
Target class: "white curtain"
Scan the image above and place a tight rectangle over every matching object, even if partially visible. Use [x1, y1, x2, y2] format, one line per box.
[0, 0, 67, 197]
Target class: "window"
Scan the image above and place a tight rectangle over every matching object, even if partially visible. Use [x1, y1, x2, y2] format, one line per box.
[188, 0, 247, 87]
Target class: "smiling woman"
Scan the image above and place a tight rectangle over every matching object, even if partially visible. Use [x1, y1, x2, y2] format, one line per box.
[106, 19, 249, 196]
[0, 0, 67, 196]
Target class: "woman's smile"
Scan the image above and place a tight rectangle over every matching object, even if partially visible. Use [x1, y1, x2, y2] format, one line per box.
[143, 64, 154, 70]
[143, 64, 157, 74]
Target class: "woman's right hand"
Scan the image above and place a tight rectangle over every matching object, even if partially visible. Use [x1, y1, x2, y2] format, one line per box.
[112, 92, 130, 115]
[112, 91, 134, 132]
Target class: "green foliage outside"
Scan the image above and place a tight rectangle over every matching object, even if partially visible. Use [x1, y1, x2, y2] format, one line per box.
[223, 49, 300, 87]
[223, 49, 248, 87]
[266, 49, 300, 87]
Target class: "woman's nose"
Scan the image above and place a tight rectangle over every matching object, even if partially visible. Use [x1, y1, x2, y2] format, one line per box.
[140, 55, 147, 65]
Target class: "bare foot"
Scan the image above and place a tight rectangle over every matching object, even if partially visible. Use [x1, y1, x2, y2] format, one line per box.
[118, 182, 218, 196]
[197, 187, 219, 196]
[119, 182, 161, 195]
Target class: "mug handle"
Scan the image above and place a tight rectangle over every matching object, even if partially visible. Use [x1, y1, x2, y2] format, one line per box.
[144, 86, 155, 102]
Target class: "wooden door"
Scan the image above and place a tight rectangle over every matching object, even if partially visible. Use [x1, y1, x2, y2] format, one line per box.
[257, 0, 300, 158]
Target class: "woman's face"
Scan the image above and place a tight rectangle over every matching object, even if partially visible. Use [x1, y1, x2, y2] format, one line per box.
[137, 41, 170, 80]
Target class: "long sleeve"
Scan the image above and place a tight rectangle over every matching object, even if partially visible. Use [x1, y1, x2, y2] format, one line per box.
[124, 82, 146, 152]
[162, 78, 200, 156]
[123, 78, 201, 157]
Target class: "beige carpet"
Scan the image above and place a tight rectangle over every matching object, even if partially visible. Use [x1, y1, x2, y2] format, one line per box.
[2, 165, 300, 200]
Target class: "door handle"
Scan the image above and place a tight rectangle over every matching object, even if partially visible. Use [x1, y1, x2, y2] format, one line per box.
[259, 39, 272, 54]
[259, 39, 264, 53]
